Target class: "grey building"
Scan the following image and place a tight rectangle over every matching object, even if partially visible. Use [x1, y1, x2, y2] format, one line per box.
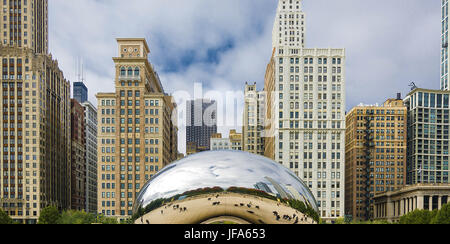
[404, 88, 450, 185]
[81, 101, 98, 214]
[186, 99, 217, 149]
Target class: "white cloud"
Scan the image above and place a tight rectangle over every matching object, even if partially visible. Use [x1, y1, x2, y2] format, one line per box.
[48, 0, 441, 154]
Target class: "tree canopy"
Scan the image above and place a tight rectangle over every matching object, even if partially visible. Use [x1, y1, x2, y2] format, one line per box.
[0, 209, 14, 224]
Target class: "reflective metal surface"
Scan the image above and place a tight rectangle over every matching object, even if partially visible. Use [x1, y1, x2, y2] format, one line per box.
[133, 151, 319, 224]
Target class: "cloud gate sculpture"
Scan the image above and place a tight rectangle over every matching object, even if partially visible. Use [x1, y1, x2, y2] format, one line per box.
[132, 151, 320, 224]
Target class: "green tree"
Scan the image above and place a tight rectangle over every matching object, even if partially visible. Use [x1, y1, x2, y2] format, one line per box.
[399, 209, 436, 224]
[0, 209, 14, 224]
[38, 206, 61, 224]
[95, 214, 119, 224]
[58, 210, 96, 224]
[431, 203, 450, 224]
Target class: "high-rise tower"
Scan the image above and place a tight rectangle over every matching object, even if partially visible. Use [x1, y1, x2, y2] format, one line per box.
[264, 0, 346, 222]
[0, 0, 49, 54]
[96, 38, 178, 221]
[73, 82, 88, 104]
[345, 98, 407, 221]
[243, 83, 266, 155]
[186, 99, 217, 150]
[442, 0, 449, 90]
[0, 0, 71, 224]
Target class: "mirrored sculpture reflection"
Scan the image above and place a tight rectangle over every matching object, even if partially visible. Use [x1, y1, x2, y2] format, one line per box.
[132, 151, 320, 224]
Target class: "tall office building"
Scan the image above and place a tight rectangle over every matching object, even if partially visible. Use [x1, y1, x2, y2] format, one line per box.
[441, 0, 449, 90]
[243, 83, 265, 155]
[0, 0, 71, 223]
[186, 99, 217, 150]
[73, 82, 88, 104]
[70, 99, 86, 211]
[345, 97, 407, 221]
[96, 38, 178, 221]
[404, 88, 450, 185]
[82, 101, 97, 214]
[0, 0, 48, 54]
[264, 0, 346, 222]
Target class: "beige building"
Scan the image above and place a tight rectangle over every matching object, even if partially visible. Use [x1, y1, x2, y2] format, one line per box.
[210, 130, 242, 151]
[229, 130, 242, 151]
[96, 38, 178, 221]
[264, 49, 276, 161]
[345, 97, 407, 221]
[0, 47, 72, 224]
[0, 0, 72, 224]
[186, 141, 209, 156]
[0, 0, 48, 54]
[373, 184, 450, 222]
[243, 83, 265, 155]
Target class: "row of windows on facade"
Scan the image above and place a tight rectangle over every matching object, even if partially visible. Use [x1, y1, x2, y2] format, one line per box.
[100, 184, 142, 195]
[280, 0, 301, 10]
[100, 155, 160, 164]
[279, 12, 303, 19]
[101, 108, 160, 116]
[99, 138, 160, 145]
[279, 84, 343, 94]
[279, 67, 343, 77]
[101, 117, 160, 125]
[278, 120, 343, 130]
[291, 161, 342, 170]
[101, 210, 133, 217]
[411, 92, 450, 108]
[100, 164, 159, 172]
[278, 111, 343, 121]
[281, 131, 343, 140]
[119, 67, 140, 77]
[279, 92, 343, 101]
[101, 146, 160, 155]
[317, 191, 341, 200]
[100, 192, 143, 203]
[101, 172, 157, 182]
[101, 99, 160, 107]
[281, 101, 343, 110]
[100, 126, 161, 134]
[279, 57, 343, 65]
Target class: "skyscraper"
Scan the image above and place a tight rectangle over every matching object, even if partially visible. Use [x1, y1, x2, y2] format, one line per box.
[404, 88, 450, 185]
[81, 101, 97, 214]
[345, 97, 407, 221]
[0, 0, 48, 54]
[71, 99, 86, 212]
[73, 82, 88, 104]
[96, 38, 178, 221]
[243, 83, 266, 155]
[0, 0, 71, 223]
[186, 99, 217, 150]
[441, 0, 449, 90]
[264, 0, 346, 222]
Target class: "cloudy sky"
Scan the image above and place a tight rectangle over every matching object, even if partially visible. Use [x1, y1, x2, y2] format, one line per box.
[48, 0, 441, 154]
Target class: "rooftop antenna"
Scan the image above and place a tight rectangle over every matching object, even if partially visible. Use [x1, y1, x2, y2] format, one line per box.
[409, 82, 417, 91]
[76, 57, 81, 83]
[81, 60, 85, 83]
[75, 57, 85, 83]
